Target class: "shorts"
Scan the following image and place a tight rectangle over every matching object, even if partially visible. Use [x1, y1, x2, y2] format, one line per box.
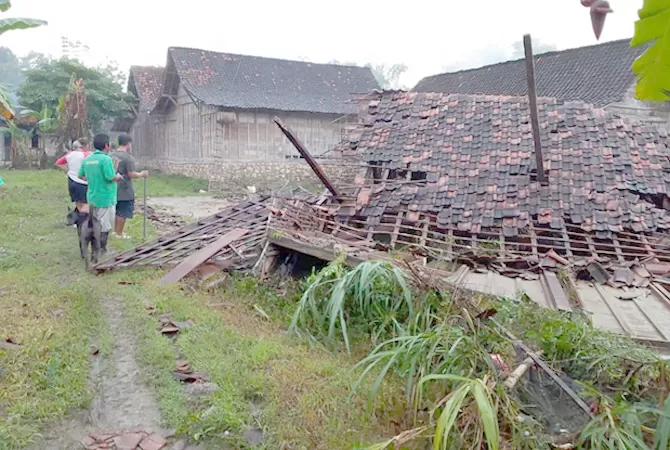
[68, 178, 88, 203]
[92, 206, 115, 233]
[116, 200, 135, 219]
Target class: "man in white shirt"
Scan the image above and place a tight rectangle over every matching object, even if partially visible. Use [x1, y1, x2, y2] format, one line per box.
[55, 138, 91, 213]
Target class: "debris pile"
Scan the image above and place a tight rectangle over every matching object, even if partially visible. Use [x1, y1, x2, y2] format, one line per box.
[95, 119, 670, 351]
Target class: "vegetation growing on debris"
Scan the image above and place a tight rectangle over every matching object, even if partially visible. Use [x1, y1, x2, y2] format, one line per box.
[290, 259, 670, 449]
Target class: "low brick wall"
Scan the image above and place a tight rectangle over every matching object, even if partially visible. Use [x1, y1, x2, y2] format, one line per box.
[138, 159, 360, 192]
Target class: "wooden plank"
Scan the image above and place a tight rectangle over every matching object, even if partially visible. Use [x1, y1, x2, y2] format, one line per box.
[269, 235, 367, 267]
[273, 117, 341, 198]
[631, 297, 670, 341]
[561, 229, 573, 257]
[158, 228, 249, 285]
[420, 216, 429, 247]
[529, 222, 538, 256]
[593, 283, 634, 336]
[523, 34, 547, 184]
[612, 236, 625, 262]
[586, 234, 598, 258]
[390, 212, 404, 248]
[540, 272, 572, 311]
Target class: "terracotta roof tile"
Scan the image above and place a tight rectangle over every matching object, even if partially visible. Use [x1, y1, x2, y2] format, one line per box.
[338, 91, 670, 235]
[129, 66, 164, 112]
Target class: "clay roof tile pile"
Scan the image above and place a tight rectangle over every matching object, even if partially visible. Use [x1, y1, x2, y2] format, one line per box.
[338, 91, 670, 236]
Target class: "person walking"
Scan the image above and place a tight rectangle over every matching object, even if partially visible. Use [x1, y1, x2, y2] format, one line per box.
[78, 134, 122, 253]
[54, 138, 91, 213]
[111, 135, 148, 239]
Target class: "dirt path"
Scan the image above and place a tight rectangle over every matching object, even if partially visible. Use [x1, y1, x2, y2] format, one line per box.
[148, 196, 233, 220]
[89, 296, 164, 432]
[36, 296, 168, 450]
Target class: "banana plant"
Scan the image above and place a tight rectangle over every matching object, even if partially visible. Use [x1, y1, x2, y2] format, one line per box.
[0, 0, 46, 35]
[581, 0, 670, 101]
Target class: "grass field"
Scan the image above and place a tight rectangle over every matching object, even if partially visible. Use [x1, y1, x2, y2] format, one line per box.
[0, 169, 400, 449]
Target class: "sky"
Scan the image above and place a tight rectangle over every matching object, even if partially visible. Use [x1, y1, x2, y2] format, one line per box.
[1, 0, 640, 88]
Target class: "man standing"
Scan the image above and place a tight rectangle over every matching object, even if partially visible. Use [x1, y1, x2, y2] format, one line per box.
[78, 134, 122, 253]
[112, 135, 148, 239]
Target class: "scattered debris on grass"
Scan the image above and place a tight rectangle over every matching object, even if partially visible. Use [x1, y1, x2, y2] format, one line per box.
[83, 430, 167, 450]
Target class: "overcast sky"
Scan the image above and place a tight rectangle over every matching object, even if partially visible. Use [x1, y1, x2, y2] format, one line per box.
[2, 0, 640, 87]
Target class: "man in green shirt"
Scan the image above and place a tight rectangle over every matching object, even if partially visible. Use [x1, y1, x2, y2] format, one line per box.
[78, 134, 122, 253]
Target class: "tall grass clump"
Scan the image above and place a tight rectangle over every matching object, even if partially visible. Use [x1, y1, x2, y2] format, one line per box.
[290, 259, 414, 351]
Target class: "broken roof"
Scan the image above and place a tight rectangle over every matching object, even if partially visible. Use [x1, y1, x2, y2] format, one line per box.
[337, 91, 670, 236]
[413, 39, 642, 107]
[154, 47, 379, 115]
[128, 66, 165, 113]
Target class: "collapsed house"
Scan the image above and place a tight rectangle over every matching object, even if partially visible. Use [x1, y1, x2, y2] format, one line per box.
[97, 90, 670, 352]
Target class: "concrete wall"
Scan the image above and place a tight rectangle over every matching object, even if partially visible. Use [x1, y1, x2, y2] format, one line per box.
[136, 158, 358, 191]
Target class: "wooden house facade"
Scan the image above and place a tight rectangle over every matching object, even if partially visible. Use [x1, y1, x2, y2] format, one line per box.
[124, 48, 379, 180]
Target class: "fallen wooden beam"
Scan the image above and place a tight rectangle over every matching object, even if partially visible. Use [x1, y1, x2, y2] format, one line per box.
[273, 117, 341, 199]
[158, 228, 249, 285]
[268, 234, 368, 267]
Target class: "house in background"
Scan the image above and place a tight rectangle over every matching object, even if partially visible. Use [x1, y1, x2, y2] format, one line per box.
[413, 39, 667, 126]
[123, 48, 379, 187]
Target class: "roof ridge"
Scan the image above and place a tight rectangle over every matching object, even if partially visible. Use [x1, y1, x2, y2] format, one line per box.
[167, 46, 370, 71]
[420, 37, 633, 82]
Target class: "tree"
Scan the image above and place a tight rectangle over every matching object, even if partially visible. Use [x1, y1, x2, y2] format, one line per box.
[18, 57, 131, 131]
[0, 0, 46, 35]
[328, 60, 409, 90]
[366, 63, 408, 90]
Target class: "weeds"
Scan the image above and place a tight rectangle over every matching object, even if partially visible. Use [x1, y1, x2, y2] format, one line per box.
[422, 374, 499, 450]
[294, 260, 670, 449]
[290, 259, 414, 351]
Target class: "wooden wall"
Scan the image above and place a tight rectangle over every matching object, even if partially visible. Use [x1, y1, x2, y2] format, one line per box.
[132, 86, 354, 162]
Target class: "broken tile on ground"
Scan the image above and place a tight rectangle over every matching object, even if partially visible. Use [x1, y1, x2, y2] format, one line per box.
[83, 430, 167, 450]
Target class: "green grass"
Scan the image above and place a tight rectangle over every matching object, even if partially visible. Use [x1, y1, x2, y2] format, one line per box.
[0, 169, 402, 449]
[140, 172, 211, 197]
[0, 169, 111, 448]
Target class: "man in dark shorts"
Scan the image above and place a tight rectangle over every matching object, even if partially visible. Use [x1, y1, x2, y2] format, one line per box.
[111, 135, 148, 239]
[55, 139, 91, 213]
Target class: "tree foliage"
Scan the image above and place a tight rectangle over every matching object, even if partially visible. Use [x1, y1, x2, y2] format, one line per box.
[0, 0, 46, 36]
[631, 0, 670, 101]
[18, 57, 131, 131]
[328, 60, 408, 90]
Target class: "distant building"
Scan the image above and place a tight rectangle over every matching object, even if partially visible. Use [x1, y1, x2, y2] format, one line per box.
[413, 39, 668, 126]
[121, 48, 379, 186]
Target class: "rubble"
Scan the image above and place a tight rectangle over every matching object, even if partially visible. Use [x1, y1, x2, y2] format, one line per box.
[94, 119, 670, 352]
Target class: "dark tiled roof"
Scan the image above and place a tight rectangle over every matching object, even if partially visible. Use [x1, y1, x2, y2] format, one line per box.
[413, 39, 642, 107]
[129, 66, 164, 112]
[167, 47, 380, 115]
[338, 92, 670, 236]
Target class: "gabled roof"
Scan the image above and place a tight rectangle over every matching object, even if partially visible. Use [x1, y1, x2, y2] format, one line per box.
[413, 39, 643, 107]
[128, 66, 165, 112]
[154, 47, 379, 115]
[337, 91, 670, 236]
